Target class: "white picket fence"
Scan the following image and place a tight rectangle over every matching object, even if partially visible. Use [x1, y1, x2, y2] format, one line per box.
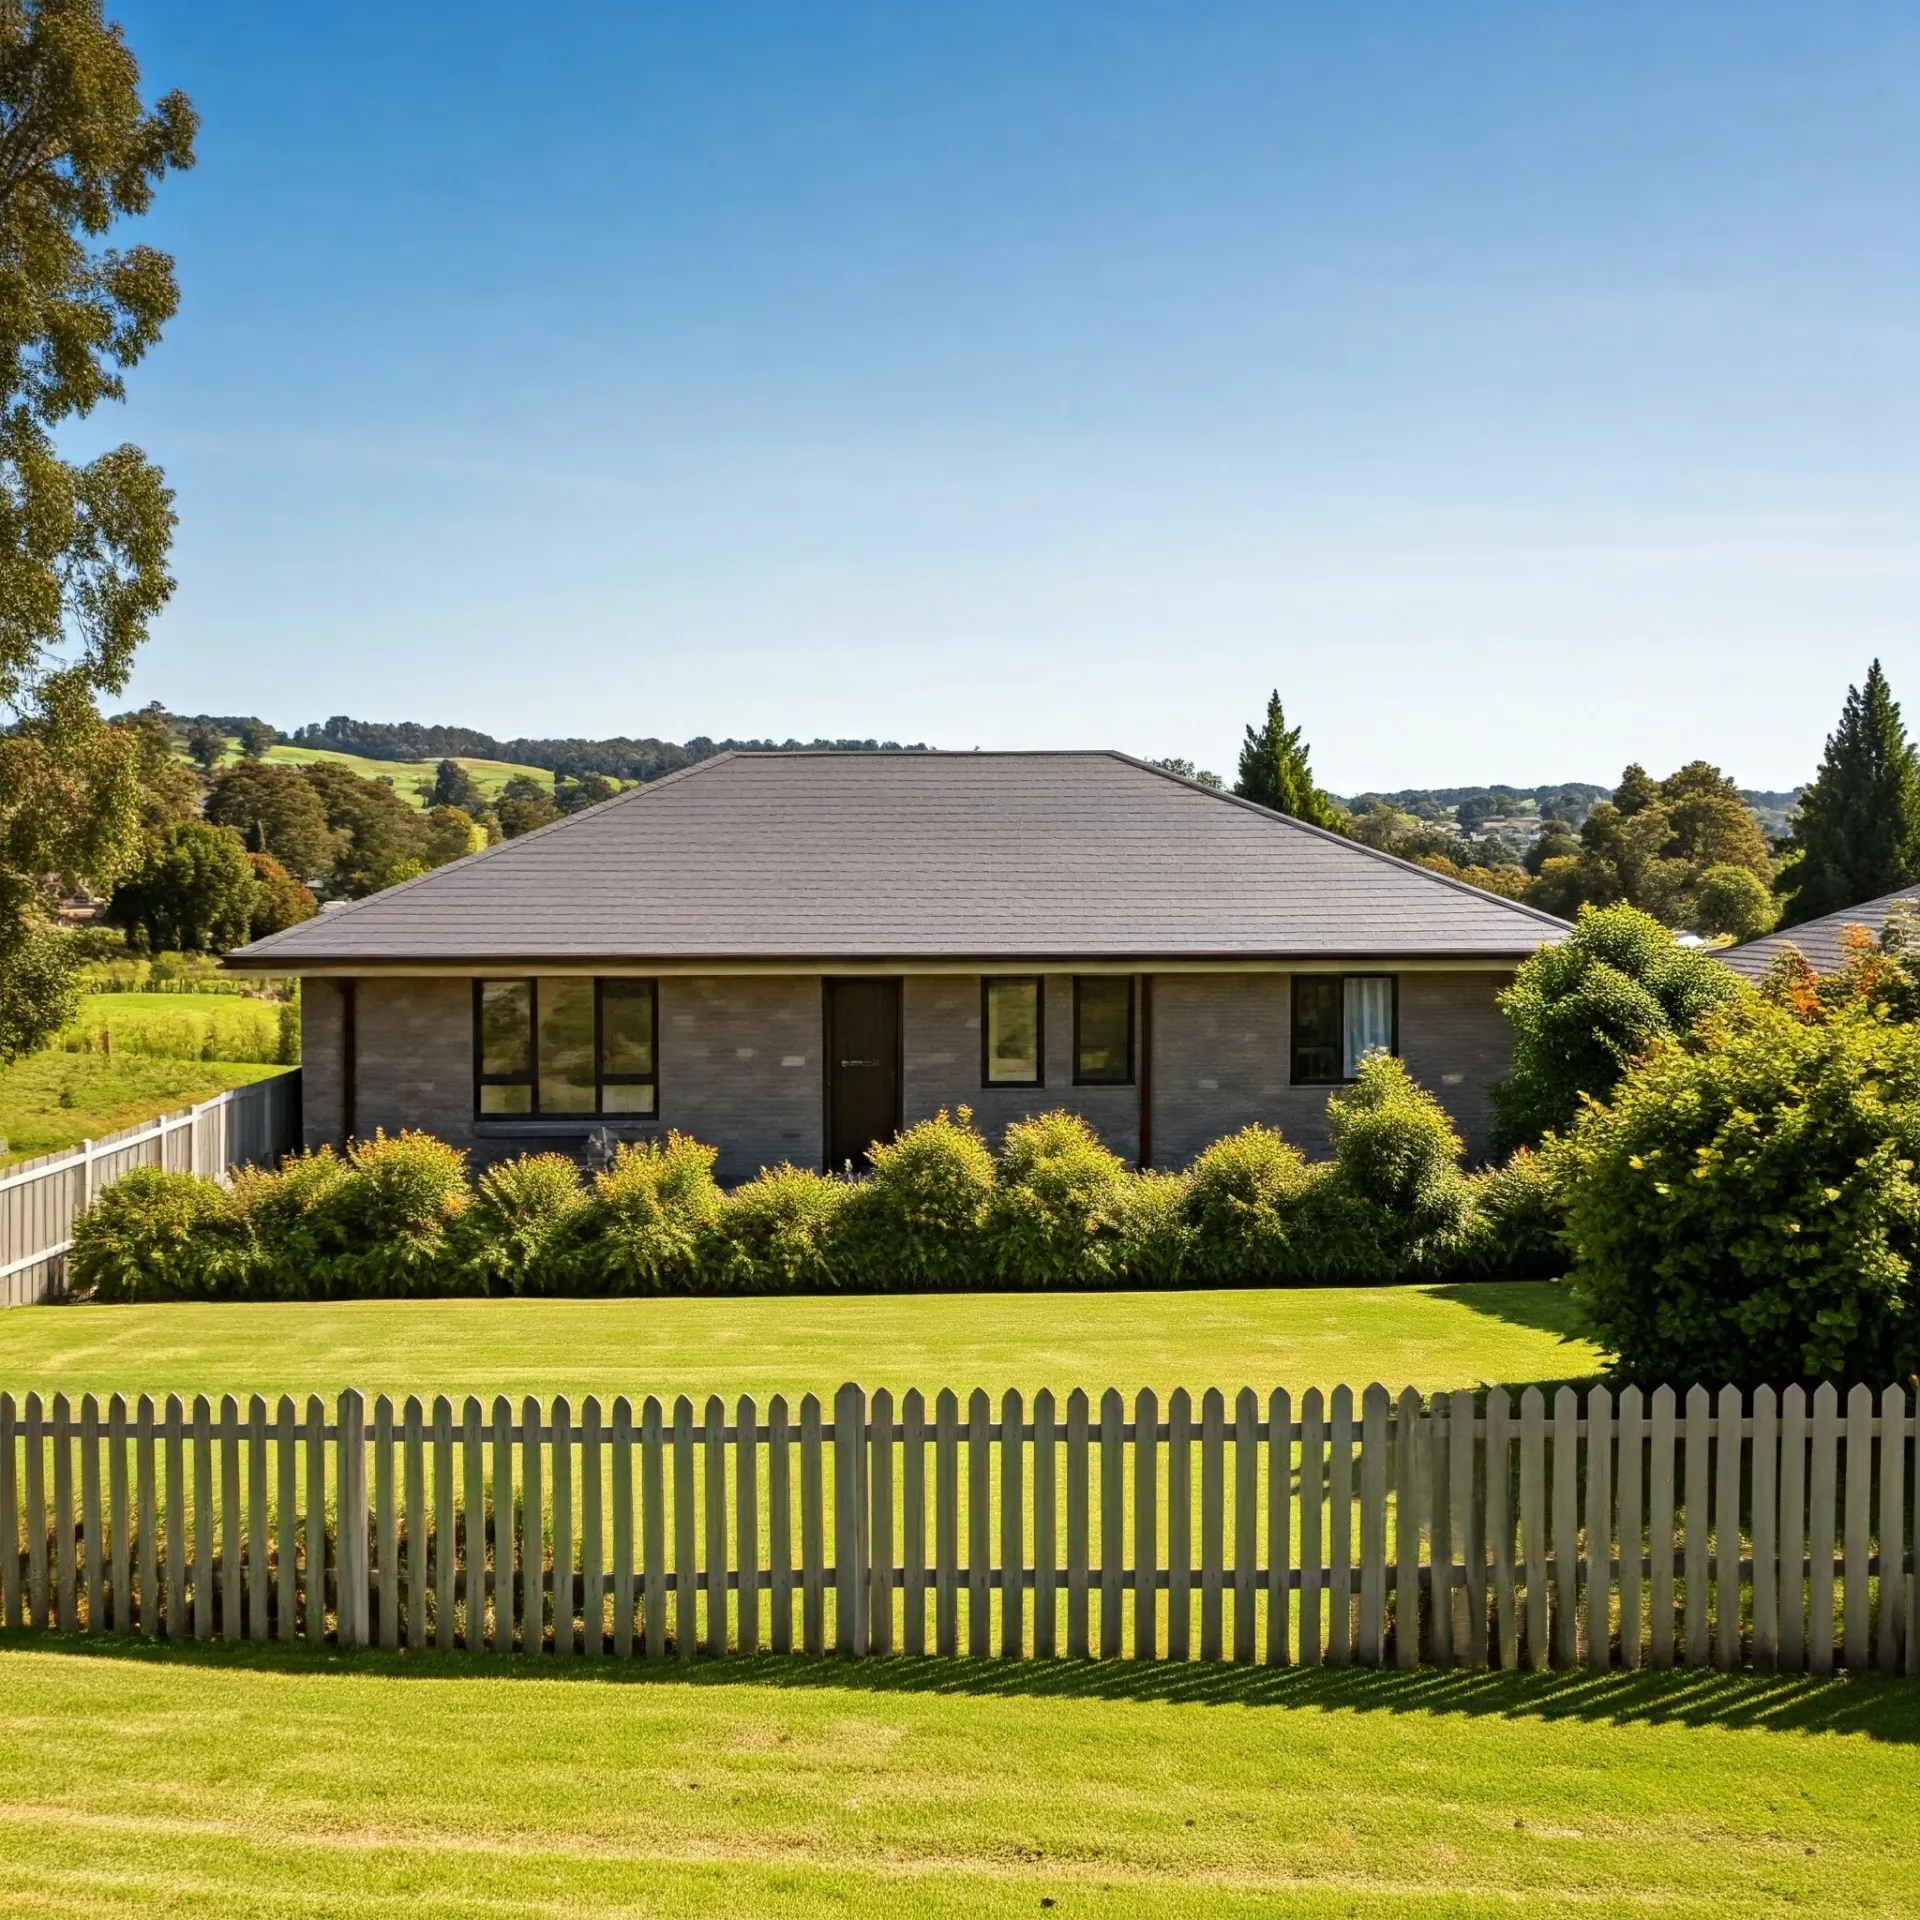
[2, 1378, 1914, 1674]
[0, 1072, 302, 1307]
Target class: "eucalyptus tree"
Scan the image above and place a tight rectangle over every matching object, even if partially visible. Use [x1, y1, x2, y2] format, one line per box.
[0, 0, 194, 1055]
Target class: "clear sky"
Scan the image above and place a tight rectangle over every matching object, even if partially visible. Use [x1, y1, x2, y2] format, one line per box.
[94, 1, 1920, 791]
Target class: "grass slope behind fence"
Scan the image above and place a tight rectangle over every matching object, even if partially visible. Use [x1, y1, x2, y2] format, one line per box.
[3, 1381, 1916, 1676]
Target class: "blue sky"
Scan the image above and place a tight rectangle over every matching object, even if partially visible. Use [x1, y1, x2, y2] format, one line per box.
[95, 1, 1920, 790]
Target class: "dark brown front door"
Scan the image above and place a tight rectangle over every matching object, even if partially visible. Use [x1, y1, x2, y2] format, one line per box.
[825, 977, 901, 1171]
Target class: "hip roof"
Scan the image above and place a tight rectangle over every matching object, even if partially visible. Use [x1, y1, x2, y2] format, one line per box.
[229, 750, 1569, 969]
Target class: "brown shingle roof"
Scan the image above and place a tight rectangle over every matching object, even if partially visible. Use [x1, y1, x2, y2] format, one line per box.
[228, 750, 1569, 968]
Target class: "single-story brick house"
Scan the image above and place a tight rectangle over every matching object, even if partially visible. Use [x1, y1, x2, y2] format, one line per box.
[227, 751, 1568, 1177]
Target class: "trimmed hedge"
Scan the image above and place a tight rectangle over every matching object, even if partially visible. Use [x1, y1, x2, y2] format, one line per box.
[69, 1062, 1563, 1302]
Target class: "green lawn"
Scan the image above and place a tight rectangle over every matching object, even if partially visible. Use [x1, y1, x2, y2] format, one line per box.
[0, 1641, 1913, 1915]
[57, 991, 291, 1066]
[7, 1295, 1912, 1915]
[0, 1284, 1600, 1404]
[0, 1056, 287, 1167]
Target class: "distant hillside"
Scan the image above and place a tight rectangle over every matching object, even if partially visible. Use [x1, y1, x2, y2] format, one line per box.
[129, 708, 934, 786]
[1739, 790, 1802, 839]
[262, 745, 554, 810]
[288, 717, 933, 784]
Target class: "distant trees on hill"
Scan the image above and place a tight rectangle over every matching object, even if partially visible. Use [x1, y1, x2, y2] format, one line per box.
[1523, 760, 1777, 936]
[1343, 781, 1611, 828]
[286, 717, 931, 783]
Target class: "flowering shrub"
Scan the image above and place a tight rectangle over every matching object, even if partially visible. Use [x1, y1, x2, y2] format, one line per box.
[454, 1153, 585, 1296]
[312, 1131, 472, 1297]
[1183, 1125, 1313, 1285]
[71, 1168, 246, 1301]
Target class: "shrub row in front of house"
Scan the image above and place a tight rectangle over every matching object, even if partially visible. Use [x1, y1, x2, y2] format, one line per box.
[69, 1054, 1562, 1302]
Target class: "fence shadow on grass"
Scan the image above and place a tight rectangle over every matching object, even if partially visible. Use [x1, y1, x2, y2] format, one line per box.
[10, 1631, 1919, 1745]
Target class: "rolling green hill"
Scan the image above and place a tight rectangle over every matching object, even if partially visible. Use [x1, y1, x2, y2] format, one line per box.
[261, 744, 554, 808]
[176, 738, 557, 810]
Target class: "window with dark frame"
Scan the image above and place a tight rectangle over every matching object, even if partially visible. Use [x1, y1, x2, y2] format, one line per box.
[473, 978, 658, 1117]
[1073, 976, 1133, 1085]
[982, 976, 1043, 1085]
[1290, 974, 1397, 1085]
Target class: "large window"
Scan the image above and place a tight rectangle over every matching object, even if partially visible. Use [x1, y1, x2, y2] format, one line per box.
[982, 977, 1043, 1085]
[1291, 974, 1396, 1085]
[1073, 976, 1133, 1085]
[474, 979, 657, 1117]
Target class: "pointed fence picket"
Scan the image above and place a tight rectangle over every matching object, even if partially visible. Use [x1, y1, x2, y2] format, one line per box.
[2, 1380, 1914, 1678]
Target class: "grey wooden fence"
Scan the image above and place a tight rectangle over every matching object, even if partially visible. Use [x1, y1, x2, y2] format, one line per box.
[0, 1072, 302, 1307]
[3, 1378, 1915, 1674]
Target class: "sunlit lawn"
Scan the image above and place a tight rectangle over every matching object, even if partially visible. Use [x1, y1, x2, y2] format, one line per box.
[0, 1283, 1600, 1405]
[8, 1290, 1912, 1916]
[0, 1055, 285, 1167]
[0, 1639, 1913, 1916]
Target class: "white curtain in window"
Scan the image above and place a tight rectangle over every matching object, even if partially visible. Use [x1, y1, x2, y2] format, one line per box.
[1342, 976, 1394, 1078]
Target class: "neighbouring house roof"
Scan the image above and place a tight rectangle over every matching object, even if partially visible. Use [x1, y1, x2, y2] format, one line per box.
[227, 750, 1570, 970]
[1715, 887, 1920, 981]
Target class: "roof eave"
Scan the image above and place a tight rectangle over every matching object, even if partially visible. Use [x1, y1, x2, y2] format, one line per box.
[225, 943, 1555, 975]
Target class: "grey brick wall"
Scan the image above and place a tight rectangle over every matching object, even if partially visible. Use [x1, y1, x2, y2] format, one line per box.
[306, 973, 822, 1182]
[299, 965, 1512, 1178]
[299, 977, 347, 1151]
[1395, 969, 1514, 1166]
[342, 976, 475, 1149]
[1146, 970, 1512, 1168]
[660, 975, 822, 1180]
[1147, 973, 1322, 1166]
[901, 973, 1140, 1162]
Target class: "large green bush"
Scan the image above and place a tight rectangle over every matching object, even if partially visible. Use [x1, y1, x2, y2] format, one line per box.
[558, 1134, 722, 1295]
[1303, 1054, 1475, 1280]
[311, 1130, 473, 1297]
[1115, 1170, 1191, 1286]
[839, 1108, 996, 1290]
[1560, 999, 1920, 1384]
[707, 1164, 851, 1292]
[454, 1153, 585, 1296]
[1182, 1125, 1313, 1285]
[70, 1167, 245, 1301]
[989, 1110, 1128, 1288]
[227, 1147, 350, 1296]
[1492, 901, 1748, 1151]
[1458, 1148, 1566, 1281]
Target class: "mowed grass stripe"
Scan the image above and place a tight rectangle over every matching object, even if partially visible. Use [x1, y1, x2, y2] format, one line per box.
[0, 1284, 1598, 1405]
[0, 1644, 1915, 1916]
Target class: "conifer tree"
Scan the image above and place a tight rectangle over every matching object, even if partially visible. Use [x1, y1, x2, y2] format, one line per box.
[1233, 691, 1345, 831]
[1781, 661, 1920, 927]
